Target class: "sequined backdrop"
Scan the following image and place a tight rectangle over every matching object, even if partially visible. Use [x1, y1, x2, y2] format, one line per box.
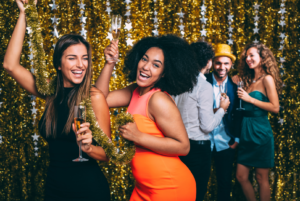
[0, 0, 299, 200]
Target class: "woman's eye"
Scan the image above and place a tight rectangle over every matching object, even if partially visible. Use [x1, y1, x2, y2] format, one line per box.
[142, 57, 147, 61]
[68, 58, 75, 60]
[154, 64, 159, 68]
[84, 57, 89, 60]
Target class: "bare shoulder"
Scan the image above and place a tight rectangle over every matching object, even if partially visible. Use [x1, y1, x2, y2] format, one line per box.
[90, 87, 106, 102]
[149, 91, 176, 113]
[263, 75, 275, 87]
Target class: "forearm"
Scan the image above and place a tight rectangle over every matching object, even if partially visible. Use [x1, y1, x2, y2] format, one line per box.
[249, 97, 279, 113]
[136, 132, 190, 156]
[3, 12, 26, 70]
[86, 145, 109, 162]
[94, 62, 115, 98]
[199, 108, 224, 133]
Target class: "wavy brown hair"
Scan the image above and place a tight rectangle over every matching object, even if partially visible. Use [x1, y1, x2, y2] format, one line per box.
[238, 43, 282, 94]
[40, 34, 92, 137]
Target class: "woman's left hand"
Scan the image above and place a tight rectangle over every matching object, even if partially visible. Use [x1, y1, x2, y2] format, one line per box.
[72, 122, 93, 153]
[237, 88, 252, 103]
[119, 122, 142, 143]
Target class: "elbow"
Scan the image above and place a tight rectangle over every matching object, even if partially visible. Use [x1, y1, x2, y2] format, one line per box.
[179, 143, 190, 156]
[3, 61, 13, 73]
[201, 125, 213, 134]
[3, 61, 9, 70]
[273, 106, 280, 114]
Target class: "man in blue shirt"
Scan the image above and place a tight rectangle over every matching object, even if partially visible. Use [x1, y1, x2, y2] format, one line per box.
[205, 44, 242, 201]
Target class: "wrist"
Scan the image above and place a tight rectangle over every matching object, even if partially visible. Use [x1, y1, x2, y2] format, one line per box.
[19, 11, 26, 16]
[250, 97, 255, 104]
[105, 61, 116, 67]
[85, 145, 93, 154]
[135, 131, 145, 145]
[220, 105, 227, 111]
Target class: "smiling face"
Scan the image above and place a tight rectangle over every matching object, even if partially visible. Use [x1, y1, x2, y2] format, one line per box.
[58, 43, 88, 88]
[213, 56, 232, 78]
[245, 47, 261, 69]
[136, 47, 165, 93]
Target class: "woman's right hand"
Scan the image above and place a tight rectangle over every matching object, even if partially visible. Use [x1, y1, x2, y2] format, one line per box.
[16, 0, 37, 13]
[231, 75, 240, 85]
[104, 40, 119, 64]
[220, 95, 230, 111]
[16, 0, 27, 13]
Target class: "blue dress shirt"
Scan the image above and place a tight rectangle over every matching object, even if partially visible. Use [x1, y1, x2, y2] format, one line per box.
[210, 74, 239, 152]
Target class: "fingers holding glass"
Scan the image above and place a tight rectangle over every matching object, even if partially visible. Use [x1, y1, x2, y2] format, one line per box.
[76, 131, 92, 153]
[237, 81, 245, 110]
[104, 43, 119, 63]
[73, 105, 89, 162]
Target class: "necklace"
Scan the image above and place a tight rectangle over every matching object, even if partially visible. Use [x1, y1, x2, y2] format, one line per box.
[253, 74, 265, 83]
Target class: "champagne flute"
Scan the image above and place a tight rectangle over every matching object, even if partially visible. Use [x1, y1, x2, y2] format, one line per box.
[73, 105, 89, 162]
[220, 82, 227, 99]
[108, 14, 122, 62]
[236, 81, 245, 111]
[220, 82, 228, 113]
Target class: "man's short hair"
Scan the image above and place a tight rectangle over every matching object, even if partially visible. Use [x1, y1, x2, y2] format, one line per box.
[190, 42, 215, 71]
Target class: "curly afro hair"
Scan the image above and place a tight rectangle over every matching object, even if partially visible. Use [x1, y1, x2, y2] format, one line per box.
[124, 35, 200, 96]
[190, 41, 215, 71]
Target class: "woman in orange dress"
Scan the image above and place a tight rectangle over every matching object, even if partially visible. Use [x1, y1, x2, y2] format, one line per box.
[96, 35, 199, 201]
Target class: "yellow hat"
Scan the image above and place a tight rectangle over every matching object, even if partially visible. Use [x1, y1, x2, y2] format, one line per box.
[214, 44, 236, 62]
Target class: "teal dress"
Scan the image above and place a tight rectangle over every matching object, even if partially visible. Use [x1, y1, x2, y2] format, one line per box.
[237, 91, 274, 168]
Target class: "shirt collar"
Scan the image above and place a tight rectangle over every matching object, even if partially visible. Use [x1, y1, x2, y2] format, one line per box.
[212, 73, 228, 87]
[199, 72, 206, 80]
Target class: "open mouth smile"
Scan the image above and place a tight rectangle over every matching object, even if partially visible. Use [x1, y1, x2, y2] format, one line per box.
[139, 71, 150, 80]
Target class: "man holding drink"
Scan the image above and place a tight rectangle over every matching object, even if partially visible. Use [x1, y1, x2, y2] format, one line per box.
[205, 44, 243, 201]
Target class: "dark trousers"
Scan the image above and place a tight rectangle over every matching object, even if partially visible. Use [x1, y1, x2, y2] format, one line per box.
[180, 140, 211, 201]
[212, 146, 235, 201]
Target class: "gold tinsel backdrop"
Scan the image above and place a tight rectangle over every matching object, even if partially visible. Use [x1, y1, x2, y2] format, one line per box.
[0, 0, 299, 200]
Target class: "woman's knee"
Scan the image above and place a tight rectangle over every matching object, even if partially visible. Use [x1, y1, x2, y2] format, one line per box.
[236, 172, 249, 183]
[255, 173, 269, 185]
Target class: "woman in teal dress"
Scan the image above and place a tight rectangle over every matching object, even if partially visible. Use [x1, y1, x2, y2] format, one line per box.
[235, 43, 282, 201]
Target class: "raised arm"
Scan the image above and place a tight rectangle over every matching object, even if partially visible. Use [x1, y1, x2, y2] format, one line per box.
[3, 0, 42, 98]
[238, 75, 279, 113]
[95, 41, 136, 108]
[119, 92, 190, 156]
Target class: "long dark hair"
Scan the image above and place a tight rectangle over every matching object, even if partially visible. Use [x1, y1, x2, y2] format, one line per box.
[41, 34, 92, 137]
[124, 35, 199, 96]
[238, 43, 282, 94]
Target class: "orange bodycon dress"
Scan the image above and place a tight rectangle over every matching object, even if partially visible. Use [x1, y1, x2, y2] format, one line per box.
[127, 87, 196, 201]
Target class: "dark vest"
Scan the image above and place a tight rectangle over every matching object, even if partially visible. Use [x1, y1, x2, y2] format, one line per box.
[205, 73, 242, 143]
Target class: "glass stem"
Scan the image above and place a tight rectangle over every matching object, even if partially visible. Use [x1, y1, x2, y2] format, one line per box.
[79, 141, 82, 159]
[240, 99, 242, 108]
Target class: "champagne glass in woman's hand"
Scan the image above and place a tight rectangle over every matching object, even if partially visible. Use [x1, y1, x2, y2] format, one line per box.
[236, 81, 245, 111]
[104, 40, 119, 64]
[107, 14, 122, 62]
[73, 105, 89, 162]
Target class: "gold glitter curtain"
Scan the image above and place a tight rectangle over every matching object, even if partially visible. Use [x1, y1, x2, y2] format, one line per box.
[0, 0, 299, 200]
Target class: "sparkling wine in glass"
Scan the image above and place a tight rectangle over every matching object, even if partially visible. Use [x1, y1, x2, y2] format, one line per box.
[220, 82, 227, 99]
[73, 105, 89, 162]
[108, 14, 122, 62]
[237, 81, 245, 111]
[220, 82, 228, 113]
